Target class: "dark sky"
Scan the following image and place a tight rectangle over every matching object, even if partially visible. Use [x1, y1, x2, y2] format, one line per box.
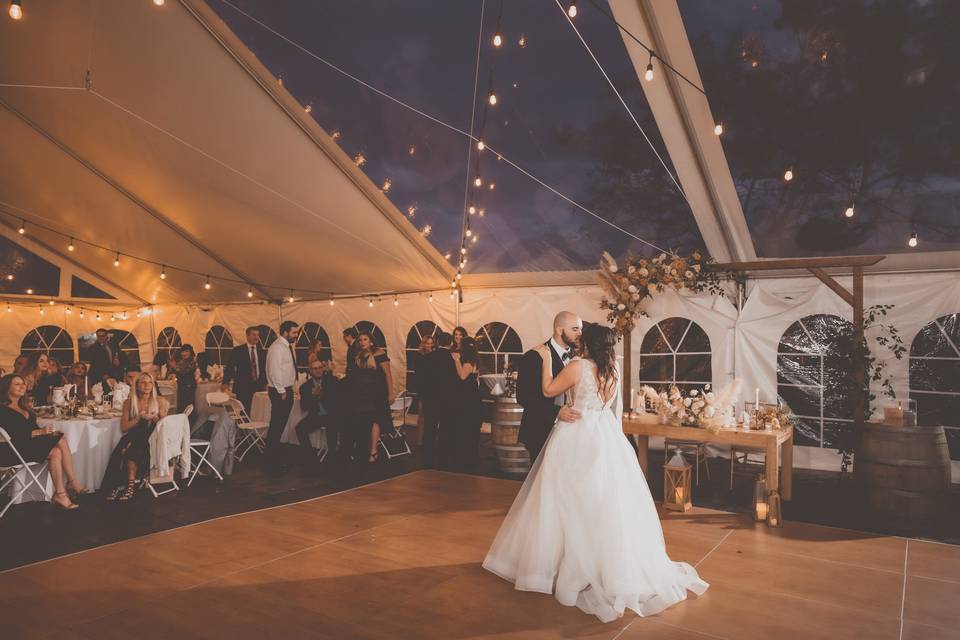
[209, 0, 704, 273]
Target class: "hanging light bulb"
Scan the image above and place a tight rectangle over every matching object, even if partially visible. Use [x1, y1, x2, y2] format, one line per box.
[908, 231, 918, 248]
[5, 274, 13, 281]
[288, 290, 295, 303]
[407, 204, 417, 217]
[153, 0, 165, 5]
[783, 168, 794, 182]
[421, 224, 432, 237]
[393, 296, 399, 307]
[331, 129, 342, 140]
[95, 312, 101, 321]
[468, 203, 477, 215]
[114, 252, 121, 267]
[488, 182, 495, 190]
[68, 238, 75, 252]
[48, 299, 55, 306]
[450, 290, 456, 299]
[122, 311, 128, 320]
[160, 265, 166, 279]
[9, 0, 22, 21]
[567, 1, 577, 18]
[204, 276, 211, 290]
[26, 288, 33, 295]
[5, 304, 10, 313]
[451, 279, 457, 288]
[478, 208, 486, 217]
[518, 34, 526, 48]
[368, 299, 374, 308]
[460, 246, 467, 255]
[39, 307, 44, 316]
[329, 297, 335, 306]
[408, 144, 416, 156]
[476, 139, 485, 151]
[471, 234, 479, 244]
[136, 310, 141, 318]
[474, 175, 482, 187]
[493, 32, 503, 48]
[645, 52, 654, 82]
[79, 309, 84, 318]
[247, 288, 254, 298]
[465, 226, 473, 237]
[714, 122, 723, 136]
[17, 220, 25, 234]
[304, 103, 313, 114]
[382, 178, 392, 192]
[844, 203, 855, 218]
[65, 306, 72, 315]
[488, 90, 497, 106]
[354, 152, 366, 167]
[428, 292, 434, 303]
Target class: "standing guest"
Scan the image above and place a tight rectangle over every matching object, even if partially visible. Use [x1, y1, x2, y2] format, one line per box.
[348, 332, 393, 464]
[0, 374, 86, 509]
[103, 372, 168, 502]
[266, 320, 300, 474]
[222, 326, 266, 413]
[101, 351, 130, 391]
[35, 357, 67, 406]
[12, 354, 28, 375]
[171, 345, 198, 412]
[419, 332, 457, 469]
[411, 335, 436, 445]
[87, 329, 114, 386]
[451, 337, 483, 469]
[342, 328, 359, 375]
[452, 327, 469, 353]
[306, 338, 329, 366]
[19, 352, 49, 404]
[296, 359, 336, 461]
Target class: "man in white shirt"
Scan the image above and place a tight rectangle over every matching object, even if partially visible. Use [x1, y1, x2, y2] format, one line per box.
[266, 320, 300, 474]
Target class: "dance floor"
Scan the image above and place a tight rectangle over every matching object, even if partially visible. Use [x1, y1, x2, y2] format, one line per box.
[2, 470, 958, 640]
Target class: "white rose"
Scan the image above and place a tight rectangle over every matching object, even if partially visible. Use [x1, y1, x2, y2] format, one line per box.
[639, 268, 649, 277]
[628, 266, 636, 274]
[617, 303, 626, 311]
[704, 383, 711, 391]
[608, 265, 618, 273]
[670, 268, 678, 276]
[631, 293, 640, 301]
[684, 397, 692, 407]
[685, 270, 694, 278]
[706, 392, 716, 402]
[627, 284, 638, 293]
[705, 406, 716, 418]
[690, 389, 699, 396]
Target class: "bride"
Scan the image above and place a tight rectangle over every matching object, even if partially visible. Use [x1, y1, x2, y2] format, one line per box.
[483, 322, 708, 622]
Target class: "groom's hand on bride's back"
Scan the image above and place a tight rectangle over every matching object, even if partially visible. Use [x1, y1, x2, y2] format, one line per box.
[558, 405, 581, 423]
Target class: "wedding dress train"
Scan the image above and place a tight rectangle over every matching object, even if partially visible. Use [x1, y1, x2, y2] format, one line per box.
[482, 359, 708, 622]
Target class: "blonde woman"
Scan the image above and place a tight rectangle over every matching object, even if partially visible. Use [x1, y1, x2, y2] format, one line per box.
[102, 372, 169, 502]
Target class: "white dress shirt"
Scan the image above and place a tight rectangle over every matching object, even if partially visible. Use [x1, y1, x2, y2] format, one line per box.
[266, 336, 297, 393]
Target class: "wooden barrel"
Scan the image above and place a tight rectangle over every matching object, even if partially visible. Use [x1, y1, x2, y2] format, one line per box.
[492, 397, 523, 446]
[854, 423, 951, 531]
[494, 444, 531, 474]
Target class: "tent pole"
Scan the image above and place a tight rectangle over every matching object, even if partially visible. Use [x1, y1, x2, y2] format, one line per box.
[622, 330, 632, 413]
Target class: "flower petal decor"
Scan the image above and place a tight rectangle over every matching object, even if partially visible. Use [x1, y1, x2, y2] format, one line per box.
[597, 251, 725, 334]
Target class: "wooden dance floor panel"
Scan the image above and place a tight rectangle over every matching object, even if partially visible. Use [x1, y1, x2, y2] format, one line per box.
[2, 470, 958, 639]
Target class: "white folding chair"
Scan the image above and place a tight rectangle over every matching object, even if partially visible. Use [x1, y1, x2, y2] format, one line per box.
[379, 393, 413, 460]
[182, 405, 224, 486]
[0, 427, 50, 518]
[226, 398, 269, 462]
[147, 415, 185, 498]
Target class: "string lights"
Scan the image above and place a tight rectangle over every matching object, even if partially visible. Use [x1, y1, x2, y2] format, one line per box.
[67, 237, 75, 252]
[844, 203, 855, 218]
[18, 220, 25, 234]
[8, 0, 22, 21]
[567, 1, 577, 18]
[783, 168, 794, 182]
[908, 231, 918, 248]
[644, 52, 654, 82]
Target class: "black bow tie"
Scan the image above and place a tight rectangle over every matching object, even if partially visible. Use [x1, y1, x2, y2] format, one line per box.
[561, 350, 573, 361]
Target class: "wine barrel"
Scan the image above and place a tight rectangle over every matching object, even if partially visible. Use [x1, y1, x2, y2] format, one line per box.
[492, 396, 523, 446]
[854, 423, 951, 532]
[494, 444, 531, 474]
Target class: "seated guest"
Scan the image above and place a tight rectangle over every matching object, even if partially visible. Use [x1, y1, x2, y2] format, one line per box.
[35, 357, 67, 405]
[0, 374, 85, 509]
[19, 352, 49, 404]
[12, 354, 28, 375]
[103, 372, 168, 502]
[170, 345, 197, 412]
[348, 332, 393, 463]
[451, 337, 483, 470]
[296, 359, 337, 461]
[65, 361, 89, 399]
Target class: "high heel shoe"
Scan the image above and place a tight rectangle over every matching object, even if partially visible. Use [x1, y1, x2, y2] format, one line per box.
[68, 481, 90, 497]
[116, 480, 138, 502]
[52, 491, 79, 510]
[368, 449, 379, 464]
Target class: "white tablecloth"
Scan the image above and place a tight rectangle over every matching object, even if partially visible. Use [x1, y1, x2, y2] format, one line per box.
[192, 381, 226, 429]
[12, 416, 123, 503]
[250, 390, 325, 450]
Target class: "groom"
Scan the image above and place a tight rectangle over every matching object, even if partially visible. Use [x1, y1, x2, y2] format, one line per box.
[517, 311, 583, 462]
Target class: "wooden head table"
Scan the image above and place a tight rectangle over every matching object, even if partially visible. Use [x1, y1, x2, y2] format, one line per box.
[622, 417, 793, 501]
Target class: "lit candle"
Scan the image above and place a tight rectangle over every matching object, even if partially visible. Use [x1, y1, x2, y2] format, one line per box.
[756, 502, 768, 520]
[675, 487, 685, 505]
[755, 387, 759, 410]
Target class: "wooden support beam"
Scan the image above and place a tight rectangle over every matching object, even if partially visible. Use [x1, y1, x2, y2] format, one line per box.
[807, 267, 854, 306]
[709, 255, 885, 272]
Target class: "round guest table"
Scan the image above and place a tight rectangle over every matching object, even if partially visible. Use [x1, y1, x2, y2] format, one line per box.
[10, 414, 124, 504]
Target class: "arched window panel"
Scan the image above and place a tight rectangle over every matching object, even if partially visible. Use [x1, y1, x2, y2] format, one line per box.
[405, 321, 440, 396]
[474, 322, 523, 375]
[156, 327, 182, 363]
[354, 321, 387, 351]
[110, 330, 142, 369]
[255, 324, 278, 350]
[21, 325, 75, 365]
[776, 314, 855, 449]
[204, 325, 234, 366]
[296, 322, 332, 370]
[909, 313, 960, 459]
[638, 318, 711, 394]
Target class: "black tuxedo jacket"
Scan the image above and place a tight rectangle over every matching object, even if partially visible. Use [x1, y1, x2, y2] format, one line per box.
[418, 348, 457, 409]
[223, 343, 267, 389]
[299, 374, 336, 417]
[517, 341, 566, 446]
[87, 342, 113, 386]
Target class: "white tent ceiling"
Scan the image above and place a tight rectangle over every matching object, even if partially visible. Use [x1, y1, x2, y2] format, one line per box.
[1, 0, 957, 307]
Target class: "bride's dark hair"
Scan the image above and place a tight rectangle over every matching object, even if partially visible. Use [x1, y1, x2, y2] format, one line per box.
[581, 322, 619, 391]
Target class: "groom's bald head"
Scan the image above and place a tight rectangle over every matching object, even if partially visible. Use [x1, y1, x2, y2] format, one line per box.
[553, 311, 583, 348]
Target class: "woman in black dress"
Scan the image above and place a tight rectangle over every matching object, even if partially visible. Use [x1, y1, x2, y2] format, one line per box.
[452, 326, 468, 354]
[451, 337, 483, 469]
[349, 332, 393, 463]
[171, 345, 197, 413]
[103, 372, 169, 502]
[36, 357, 67, 406]
[19, 352, 49, 405]
[0, 374, 84, 509]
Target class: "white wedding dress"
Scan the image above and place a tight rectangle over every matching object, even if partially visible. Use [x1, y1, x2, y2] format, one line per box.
[483, 359, 708, 623]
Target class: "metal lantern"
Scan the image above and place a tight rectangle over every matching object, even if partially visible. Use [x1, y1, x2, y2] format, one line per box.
[753, 478, 768, 522]
[664, 452, 692, 512]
